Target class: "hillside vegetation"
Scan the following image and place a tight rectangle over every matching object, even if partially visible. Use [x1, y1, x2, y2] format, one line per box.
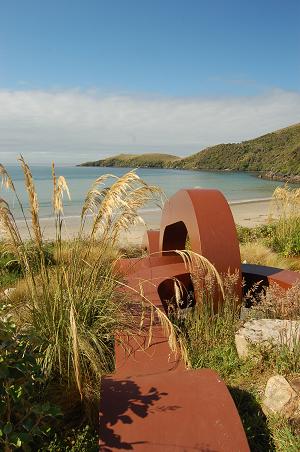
[177, 123, 300, 177]
[78, 152, 181, 168]
[78, 123, 300, 179]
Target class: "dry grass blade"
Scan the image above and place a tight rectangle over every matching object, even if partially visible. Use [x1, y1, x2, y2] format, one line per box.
[175, 249, 225, 299]
[18, 155, 43, 246]
[81, 174, 117, 219]
[70, 304, 83, 400]
[54, 176, 71, 215]
[269, 185, 300, 257]
[117, 279, 181, 359]
[0, 198, 22, 250]
[90, 171, 142, 236]
[0, 164, 16, 191]
[81, 170, 162, 242]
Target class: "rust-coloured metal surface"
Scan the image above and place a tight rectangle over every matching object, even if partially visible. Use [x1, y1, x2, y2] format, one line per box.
[268, 268, 300, 290]
[242, 264, 300, 296]
[100, 368, 249, 451]
[142, 230, 160, 254]
[159, 189, 242, 284]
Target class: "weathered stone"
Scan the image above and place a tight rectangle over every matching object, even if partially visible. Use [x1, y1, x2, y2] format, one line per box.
[234, 333, 249, 359]
[3, 287, 16, 298]
[262, 375, 299, 418]
[235, 319, 300, 358]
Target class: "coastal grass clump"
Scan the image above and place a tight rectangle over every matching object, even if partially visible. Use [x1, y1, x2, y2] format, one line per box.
[252, 281, 300, 321]
[239, 241, 300, 271]
[269, 186, 300, 257]
[238, 186, 300, 263]
[0, 158, 179, 431]
[172, 272, 241, 379]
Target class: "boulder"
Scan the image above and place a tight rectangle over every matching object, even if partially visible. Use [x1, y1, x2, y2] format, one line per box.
[262, 375, 299, 418]
[235, 319, 300, 359]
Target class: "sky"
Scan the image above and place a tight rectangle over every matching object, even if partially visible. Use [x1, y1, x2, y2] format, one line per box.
[0, 0, 299, 164]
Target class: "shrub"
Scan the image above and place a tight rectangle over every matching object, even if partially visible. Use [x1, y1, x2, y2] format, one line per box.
[45, 425, 98, 452]
[0, 303, 61, 451]
[236, 223, 276, 244]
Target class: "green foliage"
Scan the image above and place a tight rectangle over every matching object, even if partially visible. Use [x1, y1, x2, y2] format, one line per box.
[0, 303, 61, 451]
[236, 223, 276, 244]
[267, 186, 300, 257]
[237, 187, 300, 258]
[268, 416, 300, 452]
[0, 241, 55, 288]
[44, 425, 98, 452]
[79, 123, 300, 177]
[175, 275, 243, 379]
[0, 245, 21, 288]
[79, 152, 181, 168]
[177, 123, 300, 176]
[269, 219, 300, 257]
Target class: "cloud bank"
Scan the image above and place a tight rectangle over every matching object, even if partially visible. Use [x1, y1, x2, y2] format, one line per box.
[0, 88, 299, 164]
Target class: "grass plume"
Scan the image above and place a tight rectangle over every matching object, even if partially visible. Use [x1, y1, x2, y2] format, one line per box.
[0, 159, 172, 422]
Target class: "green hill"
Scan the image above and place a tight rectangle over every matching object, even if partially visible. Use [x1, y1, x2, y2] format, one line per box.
[176, 123, 300, 178]
[78, 124, 300, 180]
[78, 153, 181, 168]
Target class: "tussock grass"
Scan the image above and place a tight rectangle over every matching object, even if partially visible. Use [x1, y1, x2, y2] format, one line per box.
[240, 241, 300, 271]
[173, 273, 240, 378]
[238, 186, 300, 271]
[269, 186, 300, 257]
[0, 158, 178, 422]
[252, 281, 300, 320]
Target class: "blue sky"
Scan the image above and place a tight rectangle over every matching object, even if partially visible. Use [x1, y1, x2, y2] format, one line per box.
[0, 0, 299, 163]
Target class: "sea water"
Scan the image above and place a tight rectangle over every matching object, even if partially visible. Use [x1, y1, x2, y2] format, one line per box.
[0, 165, 294, 220]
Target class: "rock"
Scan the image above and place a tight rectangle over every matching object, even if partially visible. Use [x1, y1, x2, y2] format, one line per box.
[235, 319, 300, 359]
[234, 333, 249, 358]
[262, 375, 299, 418]
[3, 287, 16, 298]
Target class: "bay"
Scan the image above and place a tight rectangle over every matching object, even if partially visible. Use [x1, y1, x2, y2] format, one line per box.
[1, 165, 294, 220]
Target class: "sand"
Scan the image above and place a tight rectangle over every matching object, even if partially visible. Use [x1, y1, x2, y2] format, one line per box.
[9, 198, 275, 247]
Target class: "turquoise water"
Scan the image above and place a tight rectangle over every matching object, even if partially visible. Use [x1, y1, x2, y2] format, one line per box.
[1, 165, 295, 219]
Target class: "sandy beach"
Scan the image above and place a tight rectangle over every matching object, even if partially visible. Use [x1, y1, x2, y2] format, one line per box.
[9, 198, 275, 247]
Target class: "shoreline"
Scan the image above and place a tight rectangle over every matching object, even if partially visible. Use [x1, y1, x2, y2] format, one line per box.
[7, 198, 276, 246]
[78, 164, 300, 184]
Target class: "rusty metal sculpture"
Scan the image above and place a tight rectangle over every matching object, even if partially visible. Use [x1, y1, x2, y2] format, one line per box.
[99, 189, 300, 451]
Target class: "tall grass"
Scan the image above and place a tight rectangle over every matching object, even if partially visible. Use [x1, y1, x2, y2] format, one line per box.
[172, 272, 241, 378]
[0, 158, 177, 421]
[240, 241, 300, 271]
[269, 186, 300, 257]
[252, 281, 300, 320]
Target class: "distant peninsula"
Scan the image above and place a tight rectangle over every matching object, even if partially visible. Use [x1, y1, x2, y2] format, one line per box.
[78, 153, 180, 169]
[78, 123, 300, 182]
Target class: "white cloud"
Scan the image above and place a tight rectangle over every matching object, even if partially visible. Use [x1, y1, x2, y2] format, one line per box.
[0, 88, 299, 164]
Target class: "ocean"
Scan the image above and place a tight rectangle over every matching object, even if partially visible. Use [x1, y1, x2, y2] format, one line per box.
[0, 165, 294, 220]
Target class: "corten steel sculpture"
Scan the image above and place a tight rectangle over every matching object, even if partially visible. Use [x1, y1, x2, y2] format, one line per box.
[99, 188, 300, 451]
